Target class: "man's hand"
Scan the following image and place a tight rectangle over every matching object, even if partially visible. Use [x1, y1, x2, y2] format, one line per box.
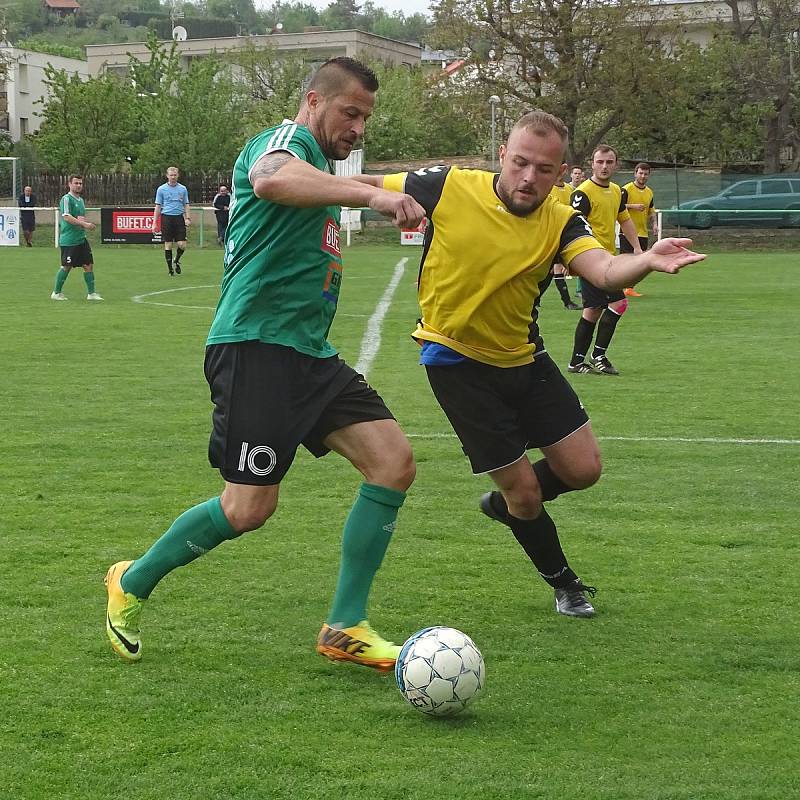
[369, 190, 425, 229]
[84, 221, 96, 231]
[628, 203, 646, 212]
[647, 237, 705, 273]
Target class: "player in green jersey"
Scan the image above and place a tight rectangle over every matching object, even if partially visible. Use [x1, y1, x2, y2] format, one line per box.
[51, 175, 102, 301]
[105, 57, 425, 672]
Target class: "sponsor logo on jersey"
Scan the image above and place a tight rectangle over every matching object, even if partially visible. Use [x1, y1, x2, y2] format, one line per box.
[321, 217, 341, 257]
[322, 261, 343, 303]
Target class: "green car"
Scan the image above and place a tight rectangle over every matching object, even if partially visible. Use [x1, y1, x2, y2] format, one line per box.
[672, 177, 800, 228]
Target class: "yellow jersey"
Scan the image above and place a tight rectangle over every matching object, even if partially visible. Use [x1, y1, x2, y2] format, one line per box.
[384, 166, 600, 367]
[622, 180, 655, 238]
[570, 179, 631, 254]
[549, 181, 573, 206]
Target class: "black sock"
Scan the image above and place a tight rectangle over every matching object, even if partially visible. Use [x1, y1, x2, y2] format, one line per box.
[532, 459, 576, 502]
[507, 507, 578, 588]
[165, 250, 173, 270]
[591, 308, 621, 359]
[176, 247, 185, 265]
[571, 317, 596, 366]
[554, 275, 572, 306]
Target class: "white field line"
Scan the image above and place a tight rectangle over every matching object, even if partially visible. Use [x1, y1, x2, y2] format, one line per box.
[131, 285, 217, 310]
[131, 286, 369, 316]
[407, 433, 800, 446]
[355, 257, 408, 378]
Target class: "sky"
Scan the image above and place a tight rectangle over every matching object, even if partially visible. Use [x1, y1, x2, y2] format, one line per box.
[253, 0, 434, 18]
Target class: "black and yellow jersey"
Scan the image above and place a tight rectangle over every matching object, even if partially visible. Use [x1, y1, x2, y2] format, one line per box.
[570, 179, 631, 254]
[622, 181, 655, 237]
[383, 166, 601, 367]
[549, 181, 573, 206]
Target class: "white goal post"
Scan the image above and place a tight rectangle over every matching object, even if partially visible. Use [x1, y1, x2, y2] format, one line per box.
[0, 157, 19, 201]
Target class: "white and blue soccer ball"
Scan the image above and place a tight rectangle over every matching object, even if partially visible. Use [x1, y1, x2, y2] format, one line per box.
[395, 626, 485, 717]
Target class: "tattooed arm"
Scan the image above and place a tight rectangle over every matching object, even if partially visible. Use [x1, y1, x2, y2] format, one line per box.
[250, 150, 425, 228]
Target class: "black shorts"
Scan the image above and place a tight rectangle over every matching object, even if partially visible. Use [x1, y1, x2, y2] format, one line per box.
[160, 214, 186, 243]
[60, 241, 93, 268]
[21, 214, 35, 232]
[581, 277, 625, 308]
[619, 235, 649, 253]
[204, 341, 395, 485]
[425, 352, 589, 474]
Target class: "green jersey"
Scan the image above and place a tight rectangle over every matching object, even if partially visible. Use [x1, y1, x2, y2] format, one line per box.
[59, 193, 87, 247]
[207, 121, 343, 359]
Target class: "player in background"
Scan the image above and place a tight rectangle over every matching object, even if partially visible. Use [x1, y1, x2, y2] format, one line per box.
[549, 166, 581, 310]
[356, 111, 703, 617]
[153, 166, 190, 276]
[105, 57, 425, 671]
[568, 145, 642, 376]
[621, 162, 658, 297]
[51, 175, 102, 301]
[569, 165, 585, 189]
[568, 166, 586, 297]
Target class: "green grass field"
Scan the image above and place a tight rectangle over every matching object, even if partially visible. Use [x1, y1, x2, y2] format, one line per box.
[1, 236, 798, 799]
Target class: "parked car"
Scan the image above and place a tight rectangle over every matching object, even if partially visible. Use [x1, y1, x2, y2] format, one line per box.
[669, 177, 800, 228]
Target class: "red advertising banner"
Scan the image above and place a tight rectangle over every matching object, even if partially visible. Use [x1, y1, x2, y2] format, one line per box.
[101, 208, 161, 244]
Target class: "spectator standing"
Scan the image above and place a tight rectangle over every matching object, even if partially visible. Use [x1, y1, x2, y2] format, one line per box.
[18, 185, 37, 247]
[212, 185, 231, 245]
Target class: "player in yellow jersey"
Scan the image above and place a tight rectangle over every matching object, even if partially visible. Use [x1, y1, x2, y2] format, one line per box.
[568, 166, 587, 297]
[356, 111, 704, 617]
[621, 162, 658, 297]
[549, 167, 581, 310]
[569, 165, 585, 189]
[568, 145, 644, 376]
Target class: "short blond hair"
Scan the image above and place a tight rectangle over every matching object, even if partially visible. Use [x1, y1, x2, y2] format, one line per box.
[512, 110, 569, 151]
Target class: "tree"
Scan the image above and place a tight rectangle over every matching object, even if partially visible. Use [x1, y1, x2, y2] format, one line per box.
[722, 0, 800, 172]
[429, 0, 678, 164]
[257, 2, 320, 33]
[226, 40, 309, 136]
[363, 61, 484, 160]
[34, 68, 141, 172]
[133, 53, 249, 173]
[319, 0, 361, 30]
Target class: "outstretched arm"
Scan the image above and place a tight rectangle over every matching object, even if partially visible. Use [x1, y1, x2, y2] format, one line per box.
[251, 153, 424, 228]
[568, 238, 706, 289]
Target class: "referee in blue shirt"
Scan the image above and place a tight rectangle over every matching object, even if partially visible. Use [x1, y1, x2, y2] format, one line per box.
[153, 166, 191, 276]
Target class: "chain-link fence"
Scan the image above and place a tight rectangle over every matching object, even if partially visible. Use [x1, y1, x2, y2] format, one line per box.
[615, 168, 800, 230]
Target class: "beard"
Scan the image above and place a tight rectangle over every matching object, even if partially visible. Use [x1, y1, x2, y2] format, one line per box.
[496, 181, 544, 217]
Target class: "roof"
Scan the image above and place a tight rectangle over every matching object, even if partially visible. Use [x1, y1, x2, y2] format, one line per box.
[443, 59, 467, 76]
[44, 0, 81, 10]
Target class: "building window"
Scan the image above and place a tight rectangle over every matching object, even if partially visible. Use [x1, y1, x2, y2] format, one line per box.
[20, 117, 29, 135]
[18, 64, 29, 93]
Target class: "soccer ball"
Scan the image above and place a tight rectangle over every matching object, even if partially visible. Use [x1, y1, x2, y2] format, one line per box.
[395, 627, 485, 717]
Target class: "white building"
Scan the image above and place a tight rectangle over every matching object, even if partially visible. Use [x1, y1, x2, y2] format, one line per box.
[0, 46, 89, 142]
[86, 29, 421, 78]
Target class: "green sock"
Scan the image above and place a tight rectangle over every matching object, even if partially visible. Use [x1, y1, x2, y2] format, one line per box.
[54, 268, 68, 293]
[326, 482, 406, 628]
[121, 497, 238, 599]
[83, 271, 95, 294]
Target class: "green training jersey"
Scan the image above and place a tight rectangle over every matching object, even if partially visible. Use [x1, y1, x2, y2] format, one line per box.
[206, 121, 343, 358]
[59, 193, 87, 246]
